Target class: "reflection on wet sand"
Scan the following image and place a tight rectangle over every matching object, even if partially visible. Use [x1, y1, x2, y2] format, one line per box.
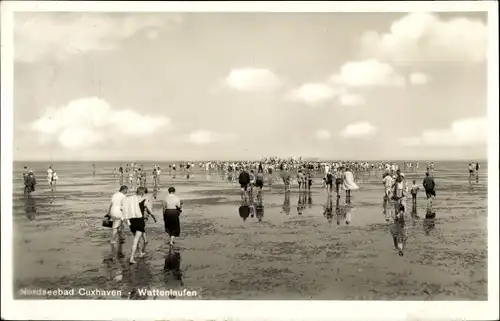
[390, 207, 408, 257]
[324, 194, 334, 223]
[164, 246, 184, 293]
[297, 192, 306, 215]
[12, 162, 488, 301]
[281, 192, 291, 215]
[24, 194, 37, 221]
[128, 259, 153, 300]
[424, 209, 437, 235]
[238, 199, 250, 221]
[333, 196, 353, 225]
[248, 193, 255, 218]
[307, 190, 313, 208]
[255, 193, 264, 222]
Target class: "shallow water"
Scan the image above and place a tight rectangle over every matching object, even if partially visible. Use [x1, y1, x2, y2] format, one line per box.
[12, 161, 488, 300]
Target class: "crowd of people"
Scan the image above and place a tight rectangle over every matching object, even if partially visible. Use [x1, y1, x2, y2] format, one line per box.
[20, 158, 482, 260]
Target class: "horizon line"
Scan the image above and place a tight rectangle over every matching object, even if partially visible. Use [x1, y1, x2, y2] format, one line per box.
[12, 158, 488, 163]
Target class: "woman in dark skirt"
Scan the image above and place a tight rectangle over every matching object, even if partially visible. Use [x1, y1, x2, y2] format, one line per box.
[163, 187, 183, 246]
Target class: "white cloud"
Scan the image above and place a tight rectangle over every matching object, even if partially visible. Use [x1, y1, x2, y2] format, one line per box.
[339, 93, 365, 106]
[409, 72, 430, 85]
[330, 59, 405, 87]
[359, 13, 487, 64]
[223, 68, 283, 93]
[315, 129, 332, 140]
[57, 127, 104, 149]
[400, 117, 487, 147]
[340, 121, 378, 138]
[187, 130, 236, 145]
[30, 97, 169, 149]
[15, 13, 183, 62]
[287, 83, 341, 105]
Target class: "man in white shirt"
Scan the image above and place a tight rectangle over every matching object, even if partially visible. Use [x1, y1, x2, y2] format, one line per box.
[107, 185, 128, 254]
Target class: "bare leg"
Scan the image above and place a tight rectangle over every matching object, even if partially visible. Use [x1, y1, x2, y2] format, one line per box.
[129, 231, 143, 264]
[110, 219, 121, 244]
[139, 233, 148, 257]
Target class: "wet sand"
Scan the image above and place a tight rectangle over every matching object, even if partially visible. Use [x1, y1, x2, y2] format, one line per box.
[12, 162, 488, 300]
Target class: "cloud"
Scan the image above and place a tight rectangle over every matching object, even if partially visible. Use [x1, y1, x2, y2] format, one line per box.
[15, 13, 183, 62]
[30, 97, 169, 149]
[286, 83, 342, 105]
[57, 128, 104, 149]
[339, 93, 365, 106]
[340, 121, 378, 138]
[187, 130, 236, 145]
[400, 117, 487, 147]
[359, 13, 487, 64]
[409, 72, 430, 85]
[223, 68, 283, 93]
[330, 59, 405, 87]
[315, 129, 332, 140]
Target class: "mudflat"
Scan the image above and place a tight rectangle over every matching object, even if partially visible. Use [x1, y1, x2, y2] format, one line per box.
[12, 161, 488, 300]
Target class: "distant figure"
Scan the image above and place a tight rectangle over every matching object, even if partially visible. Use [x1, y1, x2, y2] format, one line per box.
[281, 169, 291, 193]
[22, 166, 29, 182]
[334, 169, 343, 196]
[238, 168, 251, 200]
[382, 172, 394, 220]
[342, 167, 359, 204]
[324, 170, 334, 195]
[24, 170, 37, 194]
[468, 163, 474, 180]
[47, 166, 53, 186]
[306, 171, 313, 191]
[51, 171, 59, 188]
[410, 179, 420, 217]
[422, 172, 436, 212]
[255, 169, 265, 194]
[392, 171, 408, 215]
[297, 170, 305, 192]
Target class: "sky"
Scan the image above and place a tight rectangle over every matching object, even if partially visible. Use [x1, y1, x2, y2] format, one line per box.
[12, 11, 489, 161]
